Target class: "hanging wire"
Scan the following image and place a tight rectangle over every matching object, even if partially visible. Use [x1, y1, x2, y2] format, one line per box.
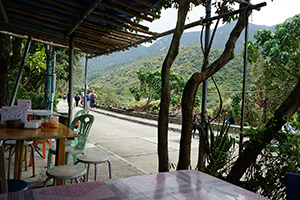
[199, 0, 228, 122]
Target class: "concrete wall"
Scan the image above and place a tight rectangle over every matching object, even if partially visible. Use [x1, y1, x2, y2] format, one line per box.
[95, 105, 248, 134]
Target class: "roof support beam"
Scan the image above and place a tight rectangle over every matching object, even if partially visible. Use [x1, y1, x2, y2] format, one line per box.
[66, 0, 102, 37]
[68, 35, 74, 126]
[110, 0, 159, 19]
[9, 36, 32, 106]
[135, 0, 152, 7]
[233, 0, 261, 10]
[0, 30, 81, 50]
[90, 2, 266, 58]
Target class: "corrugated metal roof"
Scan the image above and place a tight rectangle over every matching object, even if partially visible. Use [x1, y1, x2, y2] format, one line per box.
[0, 0, 162, 56]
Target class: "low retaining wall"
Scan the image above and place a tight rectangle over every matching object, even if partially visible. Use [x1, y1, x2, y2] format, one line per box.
[95, 105, 247, 134]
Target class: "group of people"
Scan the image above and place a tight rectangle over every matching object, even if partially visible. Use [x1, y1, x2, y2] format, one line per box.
[74, 92, 97, 108]
[62, 92, 97, 108]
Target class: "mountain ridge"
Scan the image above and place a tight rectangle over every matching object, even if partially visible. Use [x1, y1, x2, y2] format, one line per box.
[86, 21, 276, 78]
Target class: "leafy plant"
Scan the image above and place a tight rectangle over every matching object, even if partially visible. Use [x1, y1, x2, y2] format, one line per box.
[129, 69, 187, 106]
[240, 125, 300, 199]
[198, 116, 235, 175]
[248, 14, 300, 124]
[13, 90, 58, 111]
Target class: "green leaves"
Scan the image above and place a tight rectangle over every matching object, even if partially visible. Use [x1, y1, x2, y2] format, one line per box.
[129, 69, 187, 106]
[247, 14, 300, 126]
[243, 127, 300, 199]
[198, 116, 235, 175]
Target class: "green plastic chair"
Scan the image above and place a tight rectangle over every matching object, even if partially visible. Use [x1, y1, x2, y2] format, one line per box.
[74, 109, 89, 119]
[64, 109, 90, 147]
[47, 114, 94, 169]
[73, 109, 90, 136]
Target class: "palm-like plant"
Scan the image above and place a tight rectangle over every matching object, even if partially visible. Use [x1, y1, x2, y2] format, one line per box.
[198, 116, 235, 175]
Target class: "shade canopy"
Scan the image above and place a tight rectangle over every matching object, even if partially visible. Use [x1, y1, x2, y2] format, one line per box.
[0, 0, 163, 57]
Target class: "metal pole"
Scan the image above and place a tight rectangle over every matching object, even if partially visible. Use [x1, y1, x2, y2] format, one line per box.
[44, 45, 52, 110]
[84, 54, 88, 110]
[240, 9, 249, 155]
[68, 36, 74, 126]
[202, 0, 211, 114]
[198, 0, 211, 169]
[9, 36, 32, 106]
[51, 52, 56, 112]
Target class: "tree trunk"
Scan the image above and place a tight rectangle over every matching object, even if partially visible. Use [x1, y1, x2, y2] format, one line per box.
[177, 8, 249, 170]
[158, 0, 190, 172]
[177, 73, 202, 169]
[0, 34, 10, 107]
[226, 77, 300, 184]
[0, 34, 23, 107]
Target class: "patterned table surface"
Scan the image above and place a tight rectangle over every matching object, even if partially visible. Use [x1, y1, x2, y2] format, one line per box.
[0, 170, 269, 200]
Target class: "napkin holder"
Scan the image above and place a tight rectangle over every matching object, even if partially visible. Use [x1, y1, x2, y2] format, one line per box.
[24, 120, 41, 129]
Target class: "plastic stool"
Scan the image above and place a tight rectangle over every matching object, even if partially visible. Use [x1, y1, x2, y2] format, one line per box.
[74, 154, 112, 182]
[0, 179, 29, 193]
[44, 165, 86, 187]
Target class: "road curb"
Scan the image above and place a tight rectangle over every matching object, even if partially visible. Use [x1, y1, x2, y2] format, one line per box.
[88, 107, 182, 133]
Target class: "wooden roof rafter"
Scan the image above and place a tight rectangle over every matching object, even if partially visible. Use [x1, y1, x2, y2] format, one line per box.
[0, 0, 266, 57]
[1, 0, 162, 55]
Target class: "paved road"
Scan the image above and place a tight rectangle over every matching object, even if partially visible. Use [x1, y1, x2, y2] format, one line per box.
[7, 100, 201, 188]
[57, 100, 200, 177]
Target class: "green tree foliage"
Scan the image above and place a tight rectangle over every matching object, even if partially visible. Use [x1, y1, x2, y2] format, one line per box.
[89, 47, 246, 109]
[7, 39, 84, 109]
[129, 69, 188, 106]
[225, 14, 300, 199]
[240, 127, 300, 199]
[247, 14, 300, 123]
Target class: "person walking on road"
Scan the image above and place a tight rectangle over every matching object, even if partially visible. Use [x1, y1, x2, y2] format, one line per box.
[90, 93, 95, 108]
[74, 92, 81, 107]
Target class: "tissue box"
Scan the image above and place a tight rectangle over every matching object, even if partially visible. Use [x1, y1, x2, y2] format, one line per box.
[24, 120, 41, 129]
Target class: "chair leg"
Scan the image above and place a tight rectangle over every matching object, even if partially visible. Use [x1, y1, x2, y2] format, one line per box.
[7, 146, 13, 179]
[94, 164, 97, 181]
[30, 144, 35, 177]
[107, 160, 112, 179]
[73, 154, 78, 164]
[29, 141, 35, 166]
[48, 139, 53, 163]
[43, 139, 46, 159]
[47, 151, 53, 169]
[44, 178, 51, 187]
[86, 164, 91, 182]
[24, 145, 28, 171]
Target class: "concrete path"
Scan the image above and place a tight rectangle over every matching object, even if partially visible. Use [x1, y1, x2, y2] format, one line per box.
[59, 100, 201, 175]
[5, 100, 201, 189]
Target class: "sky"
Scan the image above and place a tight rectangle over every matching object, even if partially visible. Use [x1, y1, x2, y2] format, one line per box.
[141, 0, 300, 34]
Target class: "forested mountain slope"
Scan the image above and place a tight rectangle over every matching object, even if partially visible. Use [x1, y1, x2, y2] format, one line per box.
[88, 46, 251, 94]
[82, 21, 277, 95]
[86, 21, 275, 77]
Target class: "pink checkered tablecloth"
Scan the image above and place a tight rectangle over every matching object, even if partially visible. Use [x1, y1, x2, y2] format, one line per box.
[0, 170, 269, 199]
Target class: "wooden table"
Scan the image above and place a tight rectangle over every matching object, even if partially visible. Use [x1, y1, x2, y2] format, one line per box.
[0, 170, 269, 199]
[0, 123, 78, 193]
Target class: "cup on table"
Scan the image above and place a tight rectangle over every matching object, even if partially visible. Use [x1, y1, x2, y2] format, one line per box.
[41, 118, 50, 128]
[50, 116, 59, 128]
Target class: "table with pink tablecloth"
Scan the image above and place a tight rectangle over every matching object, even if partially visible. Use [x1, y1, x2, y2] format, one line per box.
[0, 170, 269, 200]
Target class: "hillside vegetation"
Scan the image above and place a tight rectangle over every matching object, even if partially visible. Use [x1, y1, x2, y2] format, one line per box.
[88, 46, 252, 96]
[77, 21, 278, 108]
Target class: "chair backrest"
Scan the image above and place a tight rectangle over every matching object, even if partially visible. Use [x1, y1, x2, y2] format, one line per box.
[70, 114, 94, 150]
[285, 172, 300, 200]
[73, 109, 89, 119]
